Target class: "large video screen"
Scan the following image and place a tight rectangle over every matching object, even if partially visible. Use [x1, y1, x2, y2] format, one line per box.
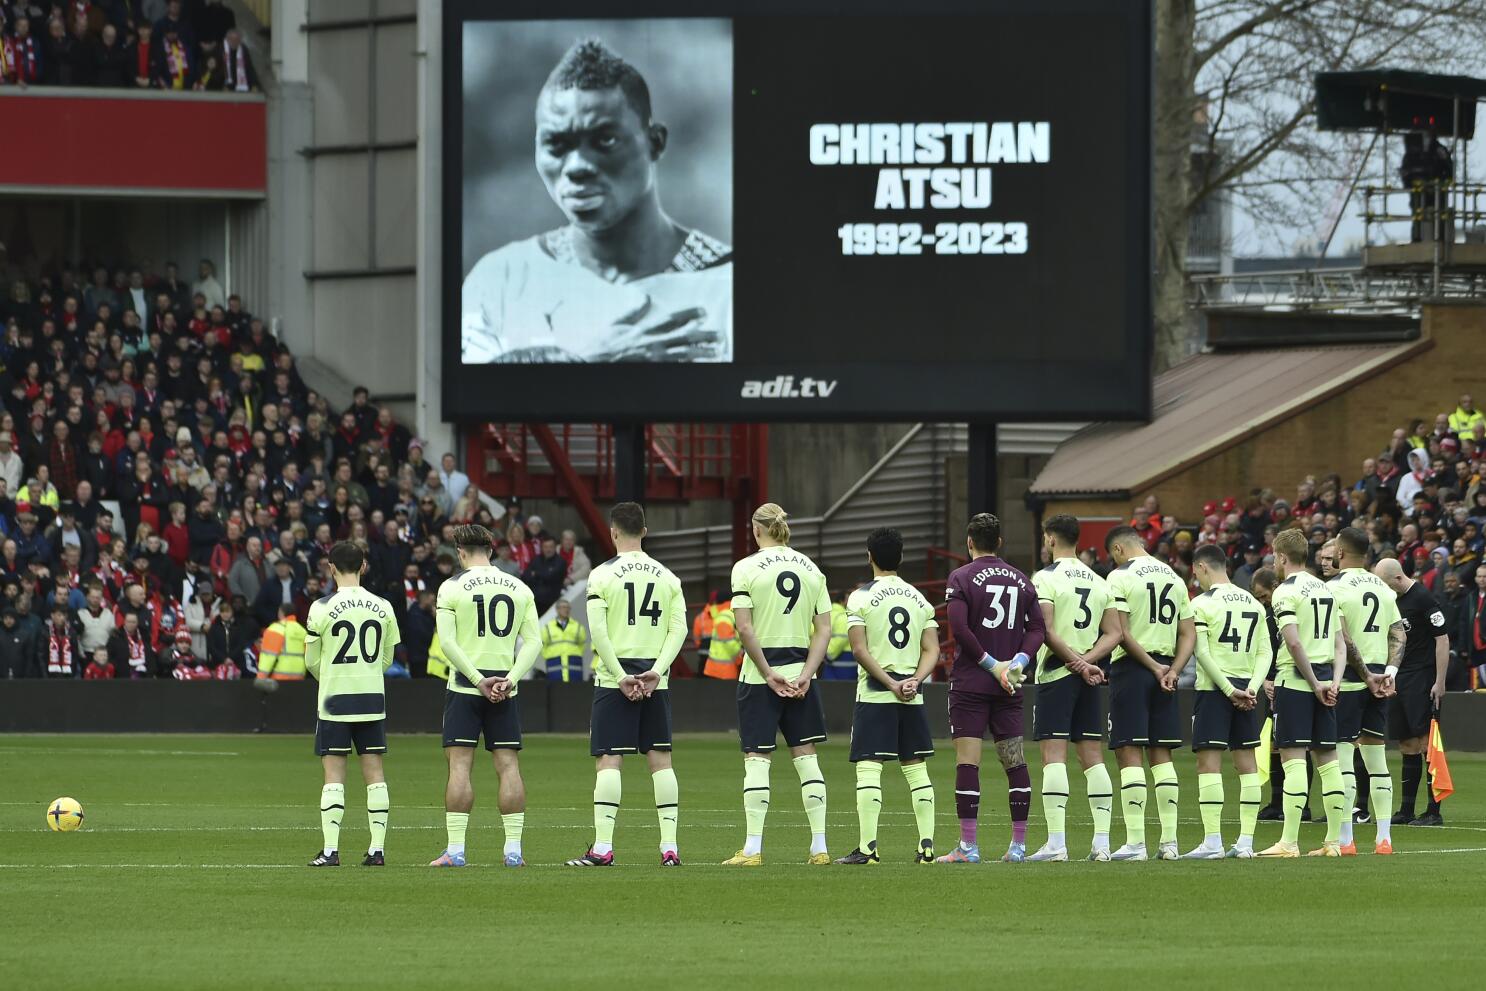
[442, 0, 1151, 422]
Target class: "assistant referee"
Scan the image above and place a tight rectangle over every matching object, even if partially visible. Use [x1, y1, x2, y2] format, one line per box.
[1375, 558, 1450, 827]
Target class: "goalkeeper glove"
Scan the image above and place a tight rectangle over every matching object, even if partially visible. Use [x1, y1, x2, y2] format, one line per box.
[978, 652, 1030, 694]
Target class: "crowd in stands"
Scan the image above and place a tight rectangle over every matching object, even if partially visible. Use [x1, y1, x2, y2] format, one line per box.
[1082, 397, 1486, 691]
[1, 0, 258, 91]
[0, 251, 593, 680]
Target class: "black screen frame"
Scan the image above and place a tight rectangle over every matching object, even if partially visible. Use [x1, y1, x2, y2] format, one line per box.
[440, 0, 1152, 424]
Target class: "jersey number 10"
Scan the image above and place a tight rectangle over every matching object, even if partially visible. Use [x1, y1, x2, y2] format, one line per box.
[471, 594, 515, 637]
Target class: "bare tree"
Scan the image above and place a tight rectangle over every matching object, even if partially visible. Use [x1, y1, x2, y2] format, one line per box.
[1153, 0, 1486, 372]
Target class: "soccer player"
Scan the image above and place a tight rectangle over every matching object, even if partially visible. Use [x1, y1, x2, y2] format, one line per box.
[566, 502, 688, 867]
[1375, 557, 1450, 827]
[1102, 525, 1196, 861]
[1184, 544, 1269, 859]
[461, 39, 732, 364]
[303, 541, 401, 867]
[835, 527, 940, 865]
[1329, 528, 1402, 854]
[937, 513, 1044, 864]
[1258, 529, 1348, 857]
[429, 524, 542, 868]
[724, 503, 833, 866]
[1027, 514, 1121, 863]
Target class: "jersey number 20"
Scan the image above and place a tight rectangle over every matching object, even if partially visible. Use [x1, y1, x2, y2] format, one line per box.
[330, 619, 384, 664]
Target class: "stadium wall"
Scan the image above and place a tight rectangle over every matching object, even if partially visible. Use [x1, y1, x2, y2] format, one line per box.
[8, 680, 1486, 749]
[1045, 301, 1484, 521]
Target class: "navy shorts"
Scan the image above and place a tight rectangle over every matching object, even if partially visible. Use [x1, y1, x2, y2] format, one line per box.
[442, 691, 522, 751]
[1273, 684, 1338, 750]
[591, 688, 673, 756]
[1107, 658, 1181, 749]
[315, 719, 387, 757]
[1337, 687, 1388, 743]
[1032, 674, 1103, 742]
[1191, 680, 1262, 751]
[849, 701, 934, 762]
[1388, 671, 1435, 741]
[737, 680, 828, 753]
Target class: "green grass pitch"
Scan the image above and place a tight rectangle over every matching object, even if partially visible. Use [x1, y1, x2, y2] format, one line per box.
[2, 733, 1484, 989]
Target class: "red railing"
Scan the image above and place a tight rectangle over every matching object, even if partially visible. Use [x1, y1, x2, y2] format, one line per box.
[919, 546, 968, 680]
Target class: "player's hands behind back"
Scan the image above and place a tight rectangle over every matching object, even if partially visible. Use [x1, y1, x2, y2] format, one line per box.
[636, 670, 661, 698]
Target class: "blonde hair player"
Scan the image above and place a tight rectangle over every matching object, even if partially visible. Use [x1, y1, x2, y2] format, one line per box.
[723, 503, 834, 866]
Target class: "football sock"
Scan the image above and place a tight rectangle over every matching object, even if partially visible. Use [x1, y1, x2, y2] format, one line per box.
[855, 760, 883, 852]
[902, 761, 936, 848]
[652, 768, 679, 852]
[445, 812, 469, 856]
[1353, 745, 1371, 813]
[1041, 761, 1069, 847]
[1119, 765, 1147, 847]
[1237, 771, 1261, 846]
[1268, 747, 1285, 807]
[1425, 764, 1442, 816]
[366, 782, 389, 854]
[1399, 752, 1423, 819]
[1151, 761, 1179, 845]
[742, 756, 770, 854]
[955, 763, 980, 847]
[1318, 759, 1345, 843]
[1281, 758, 1307, 845]
[1337, 741, 1356, 844]
[593, 767, 621, 855]
[1361, 745, 1393, 842]
[793, 753, 828, 853]
[501, 813, 524, 856]
[1006, 762, 1031, 845]
[320, 783, 344, 855]
[1084, 762, 1113, 845]
[1197, 771, 1223, 843]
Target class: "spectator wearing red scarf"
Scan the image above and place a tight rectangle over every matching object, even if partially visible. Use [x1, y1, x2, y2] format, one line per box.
[3, 15, 43, 84]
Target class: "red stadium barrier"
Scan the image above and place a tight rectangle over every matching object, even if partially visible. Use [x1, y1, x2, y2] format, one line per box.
[0, 88, 266, 197]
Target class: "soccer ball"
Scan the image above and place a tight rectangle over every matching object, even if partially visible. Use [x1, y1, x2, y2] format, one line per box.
[47, 797, 84, 832]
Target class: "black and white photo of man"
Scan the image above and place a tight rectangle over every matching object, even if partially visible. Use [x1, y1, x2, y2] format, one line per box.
[461, 36, 733, 364]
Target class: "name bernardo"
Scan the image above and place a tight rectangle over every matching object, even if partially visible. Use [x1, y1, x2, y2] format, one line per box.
[809, 120, 1050, 210]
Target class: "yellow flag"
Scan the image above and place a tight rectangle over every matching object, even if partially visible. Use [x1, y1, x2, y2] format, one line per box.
[1256, 717, 1273, 785]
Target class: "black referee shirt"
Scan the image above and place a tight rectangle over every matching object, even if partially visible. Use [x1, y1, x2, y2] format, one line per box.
[1397, 580, 1449, 673]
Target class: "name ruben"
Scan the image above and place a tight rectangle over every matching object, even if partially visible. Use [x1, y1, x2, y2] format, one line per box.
[328, 594, 390, 621]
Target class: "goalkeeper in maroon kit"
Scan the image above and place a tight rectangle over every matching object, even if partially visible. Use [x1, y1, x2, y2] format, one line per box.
[936, 513, 1045, 863]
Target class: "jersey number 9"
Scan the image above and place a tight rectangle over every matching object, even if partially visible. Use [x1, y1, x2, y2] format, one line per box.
[776, 571, 801, 614]
[330, 619, 384, 664]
